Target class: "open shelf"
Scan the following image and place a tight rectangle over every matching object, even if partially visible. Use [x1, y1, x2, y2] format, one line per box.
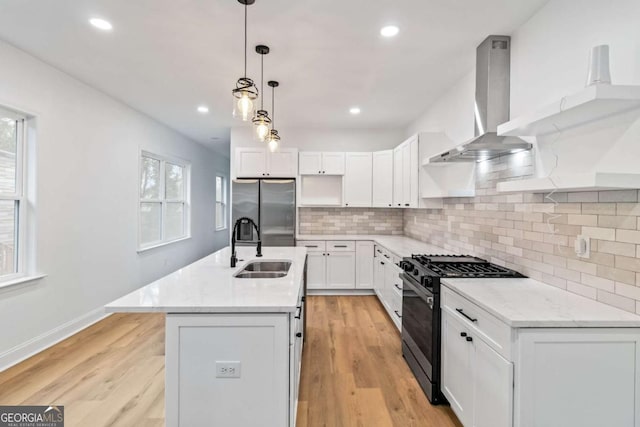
[496, 172, 640, 193]
[298, 175, 343, 206]
[498, 84, 640, 137]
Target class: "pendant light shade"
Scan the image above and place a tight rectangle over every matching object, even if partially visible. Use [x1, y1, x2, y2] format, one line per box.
[252, 45, 272, 141]
[232, 0, 258, 121]
[266, 80, 281, 152]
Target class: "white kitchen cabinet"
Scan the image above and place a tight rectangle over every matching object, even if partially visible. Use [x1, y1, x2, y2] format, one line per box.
[297, 241, 355, 289]
[306, 251, 327, 290]
[235, 147, 298, 178]
[344, 152, 372, 207]
[474, 337, 513, 427]
[355, 241, 374, 289]
[372, 150, 394, 207]
[326, 252, 356, 289]
[236, 147, 267, 177]
[373, 248, 386, 298]
[393, 145, 403, 207]
[441, 285, 640, 427]
[401, 142, 411, 206]
[268, 148, 299, 177]
[409, 136, 419, 207]
[442, 309, 474, 427]
[299, 152, 345, 175]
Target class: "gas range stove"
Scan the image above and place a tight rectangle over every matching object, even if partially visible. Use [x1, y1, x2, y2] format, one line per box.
[399, 254, 525, 293]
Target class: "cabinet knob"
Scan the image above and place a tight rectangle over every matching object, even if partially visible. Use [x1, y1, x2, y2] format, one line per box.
[460, 332, 467, 337]
[318, 170, 321, 174]
[466, 336, 473, 342]
[296, 332, 302, 338]
[405, 203, 409, 206]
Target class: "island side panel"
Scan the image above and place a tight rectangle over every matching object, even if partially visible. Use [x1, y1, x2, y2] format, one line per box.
[166, 313, 290, 427]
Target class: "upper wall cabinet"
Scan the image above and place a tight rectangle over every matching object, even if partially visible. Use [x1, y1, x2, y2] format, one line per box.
[344, 152, 373, 207]
[372, 150, 394, 207]
[393, 137, 420, 208]
[236, 147, 298, 178]
[299, 152, 345, 175]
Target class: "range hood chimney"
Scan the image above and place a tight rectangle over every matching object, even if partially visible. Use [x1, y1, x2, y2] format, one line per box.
[430, 35, 531, 163]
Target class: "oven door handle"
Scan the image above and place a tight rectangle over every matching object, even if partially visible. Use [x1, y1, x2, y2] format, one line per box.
[401, 273, 434, 306]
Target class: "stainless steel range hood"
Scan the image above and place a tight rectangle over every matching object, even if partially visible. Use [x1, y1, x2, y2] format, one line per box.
[430, 35, 531, 163]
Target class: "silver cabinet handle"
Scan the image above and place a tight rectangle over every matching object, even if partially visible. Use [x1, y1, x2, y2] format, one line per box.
[427, 296, 434, 310]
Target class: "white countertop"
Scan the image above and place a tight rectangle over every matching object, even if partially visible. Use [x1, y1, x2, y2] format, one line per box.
[296, 234, 453, 258]
[105, 246, 307, 313]
[443, 278, 640, 328]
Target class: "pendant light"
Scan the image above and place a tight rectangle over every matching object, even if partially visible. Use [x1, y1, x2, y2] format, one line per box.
[252, 45, 271, 141]
[232, 0, 258, 121]
[266, 80, 281, 152]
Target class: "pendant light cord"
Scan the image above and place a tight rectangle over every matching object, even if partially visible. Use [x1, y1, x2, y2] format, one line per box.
[271, 85, 275, 129]
[260, 54, 264, 109]
[243, 3, 248, 78]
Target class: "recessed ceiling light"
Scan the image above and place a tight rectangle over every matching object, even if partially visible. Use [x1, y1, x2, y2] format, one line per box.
[89, 18, 113, 31]
[197, 105, 209, 114]
[380, 25, 399, 37]
[349, 107, 361, 115]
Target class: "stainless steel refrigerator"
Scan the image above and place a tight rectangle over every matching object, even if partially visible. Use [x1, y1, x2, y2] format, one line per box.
[232, 179, 296, 246]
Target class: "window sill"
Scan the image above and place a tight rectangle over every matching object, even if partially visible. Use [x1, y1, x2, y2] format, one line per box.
[137, 236, 191, 253]
[215, 227, 228, 232]
[0, 273, 47, 291]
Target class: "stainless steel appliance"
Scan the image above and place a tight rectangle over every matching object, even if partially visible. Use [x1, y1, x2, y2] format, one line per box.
[398, 255, 525, 404]
[429, 35, 531, 163]
[232, 179, 296, 246]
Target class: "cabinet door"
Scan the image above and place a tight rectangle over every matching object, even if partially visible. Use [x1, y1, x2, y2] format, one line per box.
[344, 152, 372, 207]
[322, 152, 345, 175]
[236, 147, 267, 178]
[372, 150, 394, 207]
[383, 261, 400, 310]
[393, 145, 403, 207]
[474, 338, 513, 427]
[306, 252, 327, 289]
[401, 142, 411, 206]
[325, 252, 355, 289]
[409, 137, 419, 208]
[373, 256, 385, 298]
[299, 152, 322, 175]
[268, 148, 298, 177]
[441, 309, 474, 427]
[355, 241, 374, 289]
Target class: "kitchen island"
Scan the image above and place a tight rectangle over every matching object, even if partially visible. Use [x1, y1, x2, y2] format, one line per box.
[106, 246, 307, 427]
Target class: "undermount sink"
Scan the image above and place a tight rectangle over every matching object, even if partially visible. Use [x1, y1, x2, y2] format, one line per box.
[234, 261, 292, 279]
[235, 271, 288, 279]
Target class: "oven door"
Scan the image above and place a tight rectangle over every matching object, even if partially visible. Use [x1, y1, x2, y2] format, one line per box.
[401, 273, 436, 381]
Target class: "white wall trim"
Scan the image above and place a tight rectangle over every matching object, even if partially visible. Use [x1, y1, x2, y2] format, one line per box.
[0, 307, 110, 372]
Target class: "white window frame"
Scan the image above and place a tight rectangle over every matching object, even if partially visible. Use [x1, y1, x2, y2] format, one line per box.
[0, 107, 42, 288]
[215, 175, 227, 231]
[138, 150, 191, 252]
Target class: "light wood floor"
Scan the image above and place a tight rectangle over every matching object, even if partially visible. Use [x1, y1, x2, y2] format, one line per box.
[0, 296, 461, 427]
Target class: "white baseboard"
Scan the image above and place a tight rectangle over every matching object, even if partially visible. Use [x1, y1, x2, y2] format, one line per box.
[307, 289, 376, 296]
[0, 307, 111, 372]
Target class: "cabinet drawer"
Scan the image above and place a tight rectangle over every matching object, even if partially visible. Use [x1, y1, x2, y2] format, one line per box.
[327, 241, 355, 251]
[297, 241, 326, 252]
[442, 286, 512, 360]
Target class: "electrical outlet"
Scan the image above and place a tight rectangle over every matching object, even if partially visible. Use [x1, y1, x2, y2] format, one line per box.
[574, 235, 591, 259]
[216, 361, 241, 378]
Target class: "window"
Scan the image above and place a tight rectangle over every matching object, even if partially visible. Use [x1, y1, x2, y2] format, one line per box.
[139, 151, 190, 250]
[215, 175, 227, 231]
[0, 107, 26, 281]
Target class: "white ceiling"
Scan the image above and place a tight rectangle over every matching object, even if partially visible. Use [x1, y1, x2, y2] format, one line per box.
[0, 0, 548, 153]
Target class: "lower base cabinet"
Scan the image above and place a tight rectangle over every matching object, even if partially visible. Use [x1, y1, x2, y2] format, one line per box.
[441, 285, 640, 427]
[374, 244, 403, 331]
[298, 240, 372, 290]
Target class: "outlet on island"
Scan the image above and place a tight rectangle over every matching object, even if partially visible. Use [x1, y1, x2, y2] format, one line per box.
[216, 361, 241, 378]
